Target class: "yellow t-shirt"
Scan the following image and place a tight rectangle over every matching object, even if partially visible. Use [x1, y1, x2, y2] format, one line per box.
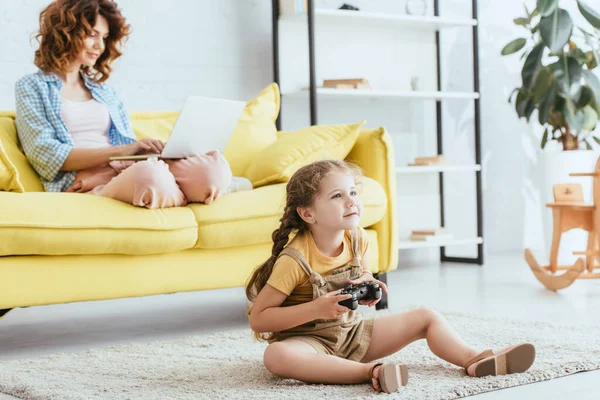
[266, 227, 369, 307]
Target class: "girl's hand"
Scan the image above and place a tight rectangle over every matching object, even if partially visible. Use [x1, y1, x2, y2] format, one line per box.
[310, 290, 354, 320]
[348, 271, 389, 307]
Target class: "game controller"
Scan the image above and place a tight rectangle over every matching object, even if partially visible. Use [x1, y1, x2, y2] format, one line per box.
[338, 282, 382, 310]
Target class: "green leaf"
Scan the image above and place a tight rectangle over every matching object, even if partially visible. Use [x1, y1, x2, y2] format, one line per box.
[583, 105, 598, 131]
[514, 17, 530, 26]
[570, 48, 589, 64]
[541, 128, 549, 148]
[564, 100, 586, 133]
[552, 56, 583, 99]
[539, 84, 556, 125]
[588, 52, 598, 69]
[502, 38, 527, 55]
[585, 139, 593, 150]
[539, 8, 574, 54]
[508, 88, 519, 103]
[533, 67, 553, 104]
[516, 89, 532, 117]
[522, 43, 545, 89]
[581, 29, 600, 67]
[537, 0, 558, 17]
[583, 69, 600, 105]
[525, 99, 536, 121]
[576, 86, 594, 109]
[593, 136, 600, 145]
[577, 0, 600, 29]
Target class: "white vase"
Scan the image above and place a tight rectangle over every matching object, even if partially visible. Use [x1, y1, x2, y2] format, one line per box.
[538, 150, 598, 265]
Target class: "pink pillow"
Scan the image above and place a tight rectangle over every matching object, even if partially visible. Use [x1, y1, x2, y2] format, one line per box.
[165, 151, 232, 204]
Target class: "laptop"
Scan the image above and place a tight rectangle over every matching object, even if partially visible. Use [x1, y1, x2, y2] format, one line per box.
[110, 95, 246, 160]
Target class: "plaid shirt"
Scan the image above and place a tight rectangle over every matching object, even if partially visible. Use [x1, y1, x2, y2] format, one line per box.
[14, 71, 137, 192]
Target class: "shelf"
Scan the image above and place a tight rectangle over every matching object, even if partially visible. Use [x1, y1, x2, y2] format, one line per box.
[280, 9, 478, 30]
[396, 164, 481, 173]
[282, 88, 480, 100]
[398, 237, 483, 249]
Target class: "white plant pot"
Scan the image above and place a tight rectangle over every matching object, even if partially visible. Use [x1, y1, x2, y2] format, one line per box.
[538, 150, 598, 265]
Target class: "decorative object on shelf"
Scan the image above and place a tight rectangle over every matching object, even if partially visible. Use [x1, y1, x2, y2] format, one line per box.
[410, 76, 419, 91]
[410, 227, 454, 241]
[323, 78, 372, 89]
[524, 157, 600, 291]
[279, 0, 307, 15]
[405, 0, 427, 16]
[339, 3, 359, 11]
[501, 0, 600, 151]
[408, 155, 445, 166]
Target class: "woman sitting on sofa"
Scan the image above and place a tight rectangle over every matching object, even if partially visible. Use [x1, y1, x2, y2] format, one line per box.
[15, 0, 232, 208]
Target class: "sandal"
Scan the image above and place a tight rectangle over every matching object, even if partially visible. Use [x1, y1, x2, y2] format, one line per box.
[464, 343, 536, 377]
[369, 362, 409, 393]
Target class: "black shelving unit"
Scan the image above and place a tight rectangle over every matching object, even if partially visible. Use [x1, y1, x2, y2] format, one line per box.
[271, 0, 484, 266]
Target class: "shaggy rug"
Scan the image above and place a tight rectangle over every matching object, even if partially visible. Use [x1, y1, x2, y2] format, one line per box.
[0, 311, 598, 400]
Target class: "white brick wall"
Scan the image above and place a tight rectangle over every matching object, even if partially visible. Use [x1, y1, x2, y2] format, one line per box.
[0, 0, 274, 110]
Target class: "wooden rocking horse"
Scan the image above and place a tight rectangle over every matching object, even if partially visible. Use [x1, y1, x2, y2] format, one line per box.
[524, 157, 600, 291]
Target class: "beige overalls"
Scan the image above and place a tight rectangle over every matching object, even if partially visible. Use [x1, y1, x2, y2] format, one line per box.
[272, 230, 374, 362]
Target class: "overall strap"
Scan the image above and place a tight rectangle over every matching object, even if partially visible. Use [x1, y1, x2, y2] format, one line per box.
[349, 229, 363, 278]
[280, 247, 326, 287]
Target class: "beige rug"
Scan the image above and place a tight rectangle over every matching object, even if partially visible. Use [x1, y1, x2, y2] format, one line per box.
[0, 310, 599, 400]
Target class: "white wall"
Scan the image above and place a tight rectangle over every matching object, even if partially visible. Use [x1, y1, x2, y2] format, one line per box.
[1, 0, 598, 256]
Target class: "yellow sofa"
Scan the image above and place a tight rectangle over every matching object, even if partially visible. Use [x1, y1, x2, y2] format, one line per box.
[0, 93, 398, 318]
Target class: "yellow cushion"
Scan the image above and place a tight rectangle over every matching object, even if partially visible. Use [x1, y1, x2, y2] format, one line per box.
[185, 176, 386, 249]
[0, 117, 44, 192]
[223, 83, 280, 176]
[0, 192, 198, 256]
[245, 121, 365, 187]
[130, 111, 179, 142]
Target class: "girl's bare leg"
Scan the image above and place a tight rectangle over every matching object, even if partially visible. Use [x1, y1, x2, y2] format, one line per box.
[264, 339, 377, 384]
[361, 307, 480, 367]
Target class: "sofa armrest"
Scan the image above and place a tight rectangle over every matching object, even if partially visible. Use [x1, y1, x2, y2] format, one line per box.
[346, 127, 397, 274]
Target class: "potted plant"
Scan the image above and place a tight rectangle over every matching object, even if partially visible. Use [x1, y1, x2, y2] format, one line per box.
[502, 0, 600, 263]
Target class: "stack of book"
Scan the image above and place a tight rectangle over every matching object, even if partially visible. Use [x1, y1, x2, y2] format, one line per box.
[409, 228, 454, 241]
[408, 155, 445, 166]
[323, 78, 372, 89]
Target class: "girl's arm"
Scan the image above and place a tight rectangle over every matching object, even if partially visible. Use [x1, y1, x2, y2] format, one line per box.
[248, 284, 318, 334]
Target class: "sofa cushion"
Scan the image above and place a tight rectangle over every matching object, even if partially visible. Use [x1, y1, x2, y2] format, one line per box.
[187, 176, 387, 249]
[0, 192, 198, 256]
[130, 111, 179, 142]
[223, 83, 280, 176]
[0, 116, 45, 192]
[244, 121, 365, 187]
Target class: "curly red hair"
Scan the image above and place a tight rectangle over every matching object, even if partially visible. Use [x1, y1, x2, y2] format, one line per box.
[34, 0, 131, 84]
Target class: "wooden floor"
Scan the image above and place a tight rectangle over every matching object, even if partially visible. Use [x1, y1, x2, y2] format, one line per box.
[1, 251, 598, 399]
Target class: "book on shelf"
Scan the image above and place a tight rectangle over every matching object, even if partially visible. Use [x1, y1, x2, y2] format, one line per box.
[322, 79, 372, 90]
[408, 155, 445, 166]
[323, 78, 369, 85]
[409, 233, 454, 241]
[411, 227, 448, 236]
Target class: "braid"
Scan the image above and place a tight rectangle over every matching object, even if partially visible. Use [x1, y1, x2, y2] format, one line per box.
[245, 207, 300, 303]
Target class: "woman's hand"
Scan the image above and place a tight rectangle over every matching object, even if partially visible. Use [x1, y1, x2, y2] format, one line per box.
[348, 271, 389, 307]
[121, 139, 165, 156]
[310, 290, 354, 320]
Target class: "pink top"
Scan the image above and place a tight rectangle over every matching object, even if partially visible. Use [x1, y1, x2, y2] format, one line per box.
[61, 98, 112, 148]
